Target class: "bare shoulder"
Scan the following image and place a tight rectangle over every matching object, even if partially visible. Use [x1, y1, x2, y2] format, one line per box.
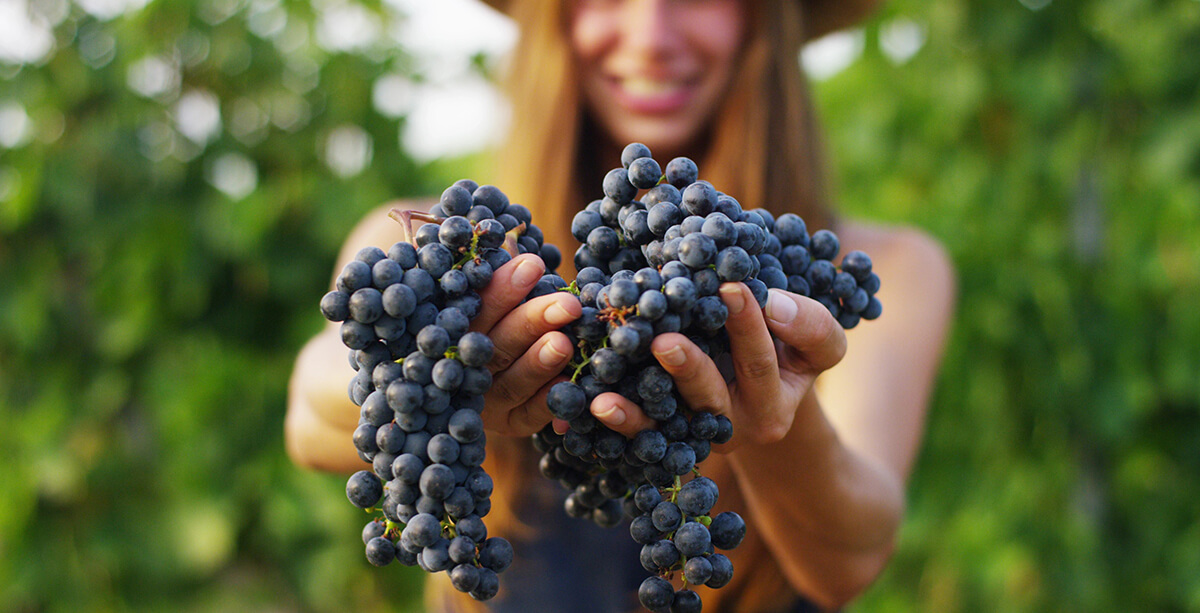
[838, 220, 953, 273]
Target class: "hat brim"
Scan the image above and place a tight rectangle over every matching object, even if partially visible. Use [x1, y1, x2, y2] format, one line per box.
[477, 0, 880, 41]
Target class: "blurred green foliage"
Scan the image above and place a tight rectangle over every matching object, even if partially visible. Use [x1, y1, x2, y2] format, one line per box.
[0, 0, 1197, 612]
[821, 0, 1200, 611]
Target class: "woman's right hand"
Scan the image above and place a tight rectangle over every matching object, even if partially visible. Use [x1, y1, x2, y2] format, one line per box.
[469, 253, 581, 437]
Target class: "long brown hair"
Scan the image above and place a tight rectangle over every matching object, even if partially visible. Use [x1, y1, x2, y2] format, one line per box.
[432, 0, 837, 610]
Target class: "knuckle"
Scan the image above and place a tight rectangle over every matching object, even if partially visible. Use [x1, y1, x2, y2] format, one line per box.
[737, 353, 777, 381]
[816, 315, 847, 366]
[488, 348, 518, 373]
[488, 378, 525, 408]
[506, 406, 531, 435]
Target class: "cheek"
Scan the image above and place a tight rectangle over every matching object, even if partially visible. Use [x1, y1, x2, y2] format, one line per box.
[693, 6, 745, 69]
[569, 9, 612, 67]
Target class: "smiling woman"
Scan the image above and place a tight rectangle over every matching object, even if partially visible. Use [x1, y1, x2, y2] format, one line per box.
[286, 0, 956, 612]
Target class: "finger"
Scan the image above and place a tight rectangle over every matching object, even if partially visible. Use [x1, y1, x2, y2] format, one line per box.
[500, 376, 563, 438]
[470, 254, 548, 333]
[552, 417, 569, 435]
[484, 331, 573, 433]
[484, 292, 581, 373]
[649, 333, 732, 417]
[590, 392, 658, 438]
[718, 283, 784, 410]
[763, 289, 847, 372]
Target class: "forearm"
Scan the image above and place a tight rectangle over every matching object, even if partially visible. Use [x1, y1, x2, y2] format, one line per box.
[726, 389, 904, 608]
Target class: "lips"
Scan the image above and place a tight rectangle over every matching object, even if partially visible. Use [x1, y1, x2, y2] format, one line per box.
[605, 75, 696, 115]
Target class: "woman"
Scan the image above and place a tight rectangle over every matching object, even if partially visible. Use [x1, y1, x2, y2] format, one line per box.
[286, 0, 956, 611]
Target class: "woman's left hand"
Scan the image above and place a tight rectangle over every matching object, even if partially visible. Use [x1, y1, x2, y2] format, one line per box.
[582, 283, 847, 447]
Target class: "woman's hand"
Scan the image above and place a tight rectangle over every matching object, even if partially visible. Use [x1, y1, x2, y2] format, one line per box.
[471, 254, 581, 438]
[586, 283, 846, 447]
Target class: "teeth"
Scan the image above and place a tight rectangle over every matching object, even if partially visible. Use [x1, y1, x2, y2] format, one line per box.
[621, 78, 684, 97]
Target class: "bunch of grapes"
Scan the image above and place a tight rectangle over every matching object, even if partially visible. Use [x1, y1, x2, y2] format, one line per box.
[529, 143, 882, 612]
[318, 180, 556, 601]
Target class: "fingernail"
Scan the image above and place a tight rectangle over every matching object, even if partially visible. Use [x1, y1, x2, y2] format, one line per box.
[654, 344, 687, 367]
[552, 419, 568, 435]
[595, 402, 626, 425]
[512, 257, 543, 287]
[719, 283, 746, 315]
[545, 301, 576, 325]
[765, 289, 797, 324]
[538, 341, 568, 366]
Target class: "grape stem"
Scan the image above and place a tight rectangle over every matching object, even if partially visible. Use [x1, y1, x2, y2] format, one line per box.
[569, 354, 593, 383]
[502, 222, 527, 258]
[598, 305, 636, 326]
[388, 208, 441, 245]
[558, 280, 581, 296]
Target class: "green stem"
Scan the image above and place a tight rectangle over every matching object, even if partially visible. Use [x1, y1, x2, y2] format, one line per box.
[569, 356, 592, 383]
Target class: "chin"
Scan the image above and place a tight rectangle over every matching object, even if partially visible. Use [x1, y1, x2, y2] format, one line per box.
[610, 120, 698, 160]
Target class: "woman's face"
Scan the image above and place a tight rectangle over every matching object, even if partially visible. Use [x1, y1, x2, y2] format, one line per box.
[570, 0, 746, 158]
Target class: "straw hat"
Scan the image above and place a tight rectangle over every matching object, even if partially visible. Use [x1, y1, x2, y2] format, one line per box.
[478, 0, 881, 41]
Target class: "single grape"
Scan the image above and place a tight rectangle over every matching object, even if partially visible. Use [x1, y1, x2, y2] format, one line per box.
[346, 470, 383, 509]
[709, 511, 747, 549]
[639, 576, 675, 611]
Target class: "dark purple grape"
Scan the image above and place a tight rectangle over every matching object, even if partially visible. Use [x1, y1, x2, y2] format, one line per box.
[337, 260, 372, 294]
[683, 555, 713, 586]
[346, 470, 383, 509]
[362, 520, 387, 545]
[414, 223, 441, 248]
[709, 511, 746, 549]
[671, 589, 702, 613]
[639, 576, 675, 611]
[810, 228, 840, 260]
[365, 536, 396, 566]
[449, 563, 480, 593]
[418, 242, 455, 279]
[384, 241, 416, 269]
[673, 522, 712, 558]
[807, 260, 837, 293]
[773, 213, 809, 246]
[782, 245, 817, 275]
[320, 290, 351, 322]
[547, 381, 587, 421]
[470, 567, 500, 601]
[702, 213, 738, 248]
[628, 156, 663, 189]
[478, 537, 514, 573]
[862, 296, 883, 320]
[715, 246, 754, 282]
[603, 167, 638, 204]
[681, 181, 717, 217]
[441, 185, 474, 216]
[349, 288, 384, 323]
[678, 232, 717, 269]
[665, 157, 698, 188]
[472, 185, 509, 215]
[621, 142, 652, 168]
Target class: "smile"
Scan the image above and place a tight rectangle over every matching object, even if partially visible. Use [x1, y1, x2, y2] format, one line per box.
[606, 75, 696, 114]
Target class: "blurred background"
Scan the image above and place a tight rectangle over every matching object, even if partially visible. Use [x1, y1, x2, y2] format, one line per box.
[1, 0, 1198, 611]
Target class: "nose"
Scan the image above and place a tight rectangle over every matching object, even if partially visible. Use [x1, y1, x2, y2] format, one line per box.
[621, 0, 682, 58]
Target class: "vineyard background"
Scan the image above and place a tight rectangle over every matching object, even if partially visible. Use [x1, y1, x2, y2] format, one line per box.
[1, 0, 1198, 611]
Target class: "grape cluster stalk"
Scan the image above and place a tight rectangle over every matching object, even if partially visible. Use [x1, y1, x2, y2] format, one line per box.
[530, 143, 883, 612]
[318, 179, 558, 601]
